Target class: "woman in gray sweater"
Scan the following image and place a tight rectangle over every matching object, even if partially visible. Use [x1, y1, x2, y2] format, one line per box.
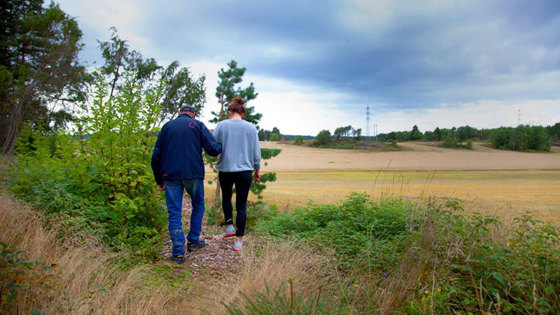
[212, 96, 261, 251]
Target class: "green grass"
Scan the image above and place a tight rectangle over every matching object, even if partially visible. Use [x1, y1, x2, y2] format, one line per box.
[240, 194, 560, 314]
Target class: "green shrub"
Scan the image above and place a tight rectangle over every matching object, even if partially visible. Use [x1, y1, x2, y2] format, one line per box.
[9, 73, 167, 259]
[256, 193, 414, 270]
[294, 136, 304, 145]
[255, 195, 560, 313]
[312, 130, 332, 147]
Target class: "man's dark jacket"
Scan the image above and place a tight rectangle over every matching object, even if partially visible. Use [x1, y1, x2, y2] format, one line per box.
[151, 114, 221, 185]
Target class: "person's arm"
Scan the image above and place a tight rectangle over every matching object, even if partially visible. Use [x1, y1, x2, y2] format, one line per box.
[151, 129, 165, 190]
[253, 128, 261, 182]
[201, 123, 222, 156]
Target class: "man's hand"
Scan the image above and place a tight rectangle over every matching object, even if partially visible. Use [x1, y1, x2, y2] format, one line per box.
[254, 170, 260, 183]
[157, 183, 165, 191]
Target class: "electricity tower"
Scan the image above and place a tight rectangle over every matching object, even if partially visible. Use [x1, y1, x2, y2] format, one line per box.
[366, 105, 371, 138]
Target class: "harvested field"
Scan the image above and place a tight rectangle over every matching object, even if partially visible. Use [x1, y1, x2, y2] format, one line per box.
[206, 141, 560, 223]
[257, 141, 560, 171]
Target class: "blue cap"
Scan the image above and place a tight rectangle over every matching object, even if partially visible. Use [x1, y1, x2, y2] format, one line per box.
[180, 104, 194, 112]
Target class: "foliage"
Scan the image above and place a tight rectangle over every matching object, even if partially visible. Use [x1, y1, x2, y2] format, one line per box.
[97, 28, 206, 124]
[333, 125, 362, 140]
[312, 130, 332, 147]
[294, 136, 304, 145]
[334, 125, 353, 139]
[434, 213, 560, 314]
[259, 127, 282, 141]
[442, 130, 459, 148]
[545, 122, 560, 141]
[8, 28, 209, 258]
[1, 0, 88, 155]
[410, 125, 422, 140]
[10, 70, 167, 259]
[254, 194, 560, 313]
[257, 193, 413, 270]
[0, 242, 53, 309]
[250, 148, 282, 200]
[465, 139, 473, 150]
[490, 125, 551, 151]
[211, 60, 260, 124]
[377, 123, 556, 150]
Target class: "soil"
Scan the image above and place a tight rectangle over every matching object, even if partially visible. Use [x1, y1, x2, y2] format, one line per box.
[256, 141, 560, 171]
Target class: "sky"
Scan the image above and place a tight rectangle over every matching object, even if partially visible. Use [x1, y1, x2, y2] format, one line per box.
[56, 0, 560, 136]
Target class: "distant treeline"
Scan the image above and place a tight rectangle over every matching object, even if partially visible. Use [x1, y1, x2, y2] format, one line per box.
[259, 123, 559, 152]
[372, 123, 560, 152]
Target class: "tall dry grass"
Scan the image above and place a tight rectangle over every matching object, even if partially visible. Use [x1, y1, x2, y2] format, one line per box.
[197, 239, 337, 314]
[1, 190, 338, 314]
[0, 191, 195, 314]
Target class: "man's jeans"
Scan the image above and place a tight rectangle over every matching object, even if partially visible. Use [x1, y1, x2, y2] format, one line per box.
[164, 179, 205, 256]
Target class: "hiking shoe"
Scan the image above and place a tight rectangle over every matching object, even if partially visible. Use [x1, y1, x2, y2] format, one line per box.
[234, 241, 242, 251]
[224, 225, 236, 238]
[187, 240, 206, 252]
[170, 255, 185, 264]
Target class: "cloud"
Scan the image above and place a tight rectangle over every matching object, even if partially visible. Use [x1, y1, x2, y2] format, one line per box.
[56, 0, 560, 135]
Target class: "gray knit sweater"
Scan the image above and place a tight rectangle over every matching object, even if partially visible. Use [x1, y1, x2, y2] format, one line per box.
[213, 119, 261, 172]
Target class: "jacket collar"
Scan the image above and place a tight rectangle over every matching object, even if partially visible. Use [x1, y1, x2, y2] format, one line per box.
[178, 113, 193, 119]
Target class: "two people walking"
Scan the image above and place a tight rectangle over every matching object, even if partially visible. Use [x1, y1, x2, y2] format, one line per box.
[151, 97, 261, 263]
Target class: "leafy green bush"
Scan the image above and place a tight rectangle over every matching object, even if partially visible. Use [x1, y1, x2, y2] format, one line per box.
[254, 194, 560, 313]
[311, 130, 332, 147]
[256, 193, 414, 271]
[438, 213, 560, 313]
[294, 136, 304, 145]
[9, 73, 167, 258]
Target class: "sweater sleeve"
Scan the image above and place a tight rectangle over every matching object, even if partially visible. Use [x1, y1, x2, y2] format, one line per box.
[201, 122, 222, 156]
[253, 128, 261, 170]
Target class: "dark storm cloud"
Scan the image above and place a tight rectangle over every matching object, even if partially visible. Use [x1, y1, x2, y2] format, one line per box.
[83, 0, 560, 111]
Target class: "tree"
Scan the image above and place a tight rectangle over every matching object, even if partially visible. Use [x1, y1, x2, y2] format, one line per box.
[96, 28, 206, 125]
[294, 136, 304, 145]
[334, 125, 352, 139]
[258, 129, 271, 141]
[355, 128, 362, 140]
[411, 125, 422, 140]
[211, 60, 260, 124]
[433, 127, 442, 141]
[270, 127, 281, 141]
[1, 1, 88, 155]
[457, 125, 477, 141]
[313, 130, 332, 146]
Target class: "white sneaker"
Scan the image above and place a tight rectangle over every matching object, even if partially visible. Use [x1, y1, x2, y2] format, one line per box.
[224, 225, 236, 238]
[234, 241, 243, 251]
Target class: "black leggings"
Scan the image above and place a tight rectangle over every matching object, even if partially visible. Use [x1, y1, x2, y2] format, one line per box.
[219, 170, 252, 236]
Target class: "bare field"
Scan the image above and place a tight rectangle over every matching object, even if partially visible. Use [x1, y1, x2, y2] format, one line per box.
[207, 142, 560, 223]
[257, 141, 560, 171]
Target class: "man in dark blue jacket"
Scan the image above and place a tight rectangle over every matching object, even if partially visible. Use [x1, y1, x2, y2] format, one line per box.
[151, 104, 222, 263]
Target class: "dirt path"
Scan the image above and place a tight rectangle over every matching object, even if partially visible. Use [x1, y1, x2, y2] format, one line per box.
[159, 198, 244, 277]
[258, 141, 560, 171]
